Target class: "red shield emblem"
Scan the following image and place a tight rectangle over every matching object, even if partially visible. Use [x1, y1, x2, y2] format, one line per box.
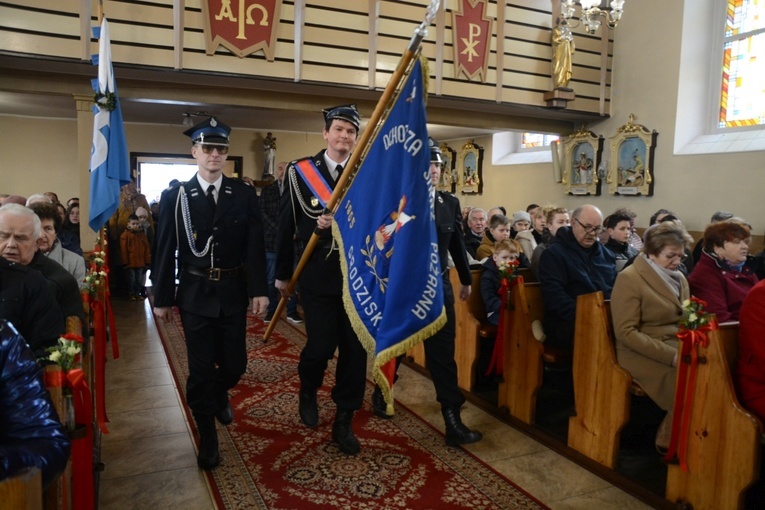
[452, 0, 492, 82]
[202, 0, 283, 60]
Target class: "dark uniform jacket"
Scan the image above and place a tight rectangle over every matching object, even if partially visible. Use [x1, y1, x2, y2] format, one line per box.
[153, 175, 268, 318]
[0, 257, 64, 354]
[275, 150, 340, 294]
[435, 191, 472, 287]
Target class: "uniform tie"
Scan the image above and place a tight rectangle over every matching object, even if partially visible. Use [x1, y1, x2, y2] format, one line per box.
[332, 164, 343, 181]
[206, 184, 216, 210]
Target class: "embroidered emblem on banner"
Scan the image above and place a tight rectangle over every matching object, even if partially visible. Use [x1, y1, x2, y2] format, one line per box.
[202, 0, 283, 60]
[295, 159, 333, 209]
[452, 0, 493, 82]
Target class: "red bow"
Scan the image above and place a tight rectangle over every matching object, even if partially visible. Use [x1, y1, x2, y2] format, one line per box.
[664, 320, 717, 470]
[486, 275, 522, 377]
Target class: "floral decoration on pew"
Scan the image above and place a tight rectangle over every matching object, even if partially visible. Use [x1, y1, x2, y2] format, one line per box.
[679, 296, 713, 331]
[664, 295, 717, 471]
[497, 258, 521, 283]
[46, 333, 84, 372]
[82, 249, 108, 298]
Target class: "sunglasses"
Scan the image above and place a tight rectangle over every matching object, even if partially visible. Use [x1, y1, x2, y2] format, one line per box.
[198, 144, 229, 155]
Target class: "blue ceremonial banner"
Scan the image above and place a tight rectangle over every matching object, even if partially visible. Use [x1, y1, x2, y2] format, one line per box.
[88, 17, 131, 233]
[333, 59, 446, 409]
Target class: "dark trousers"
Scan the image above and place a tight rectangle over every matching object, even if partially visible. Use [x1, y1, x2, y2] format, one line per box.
[125, 267, 145, 296]
[298, 286, 367, 411]
[179, 308, 247, 418]
[423, 275, 465, 410]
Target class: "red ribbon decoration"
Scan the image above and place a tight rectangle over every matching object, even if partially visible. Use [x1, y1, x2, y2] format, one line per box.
[485, 275, 521, 377]
[89, 295, 110, 434]
[663, 320, 717, 471]
[44, 368, 94, 510]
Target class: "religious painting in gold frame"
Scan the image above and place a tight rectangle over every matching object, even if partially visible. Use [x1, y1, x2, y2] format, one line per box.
[606, 114, 657, 196]
[561, 128, 603, 196]
[437, 142, 456, 193]
[457, 139, 484, 195]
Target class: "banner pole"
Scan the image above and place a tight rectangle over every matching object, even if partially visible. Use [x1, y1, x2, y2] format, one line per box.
[264, 0, 440, 341]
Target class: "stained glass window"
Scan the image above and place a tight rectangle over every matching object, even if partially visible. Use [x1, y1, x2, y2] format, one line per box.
[521, 133, 559, 149]
[719, 0, 765, 128]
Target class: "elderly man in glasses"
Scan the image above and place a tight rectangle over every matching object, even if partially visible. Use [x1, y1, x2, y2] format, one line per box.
[538, 204, 616, 358]
[152, 117, 269, 471]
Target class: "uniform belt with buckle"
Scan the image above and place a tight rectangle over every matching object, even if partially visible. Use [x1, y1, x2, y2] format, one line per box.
[185, 265, 244, 282]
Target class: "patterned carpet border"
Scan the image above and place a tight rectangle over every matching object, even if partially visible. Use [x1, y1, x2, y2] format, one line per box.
[154, 309, 549, 510]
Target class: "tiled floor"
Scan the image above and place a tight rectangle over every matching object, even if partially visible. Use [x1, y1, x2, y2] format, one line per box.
[98, 299, 654, 510]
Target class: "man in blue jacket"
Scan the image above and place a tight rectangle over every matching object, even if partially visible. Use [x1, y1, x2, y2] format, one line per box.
[538, 204, 616, 356]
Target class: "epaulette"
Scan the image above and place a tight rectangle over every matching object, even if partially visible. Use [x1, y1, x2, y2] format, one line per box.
[164, 181, 185, 192]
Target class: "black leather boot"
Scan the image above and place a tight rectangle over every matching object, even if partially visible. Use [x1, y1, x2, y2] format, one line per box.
[196, 415, 220, 470]
[332, 409, 360, 455]
[215, 395, 234, 426]
[298, 389, 318, 428]
[442, 407, 482, 447]
[372, 386, 393, 419]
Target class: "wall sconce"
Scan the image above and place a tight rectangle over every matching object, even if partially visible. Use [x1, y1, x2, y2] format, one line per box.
[561, 0, 625, 35]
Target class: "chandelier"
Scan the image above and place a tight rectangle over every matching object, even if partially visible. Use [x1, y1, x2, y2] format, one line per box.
[560, 0, 625, 35]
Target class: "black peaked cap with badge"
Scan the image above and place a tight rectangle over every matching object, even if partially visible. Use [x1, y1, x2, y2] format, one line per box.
[429, 137, 443, 164]
[322, 104, 361, 130]
[183, 117, 231, 145]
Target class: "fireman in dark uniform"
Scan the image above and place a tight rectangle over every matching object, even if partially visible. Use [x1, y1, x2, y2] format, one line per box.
[274, 104, 368, 456]
[153, 117, 269, 470]
[372, 138, 482, 447]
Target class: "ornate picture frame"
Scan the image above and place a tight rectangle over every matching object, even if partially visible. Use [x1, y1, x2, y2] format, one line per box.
[437, 142, 457, 193]
[561, 128, 603, 196]
[457, 139, 484, 195]
[606, 114, 658, 196]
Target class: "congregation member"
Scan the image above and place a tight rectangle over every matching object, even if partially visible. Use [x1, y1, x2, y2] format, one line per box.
[509, 210, 531, 239]
[153, 117, 269, 470]
[463, 207, 487, 258]
[688, 220, 759, 322]
[611, 221, 693, 452]
[28, 202, 86, 288]
[481, 238, 522, 327]
[120, 214, 151, 301]
[516, 206, 546, 257]
[61, 202, 81, 253]
[275, 105, 368, 455]
[0, 256, 63, 355]
[0, 204, 85, 340]
[734, 277, 765, 510]
[0, 320, 71, 489]
[604, 210, 639, 272]
[530, 205, 570, 280]
[538, 204, 616, 356]
[372, 138, 482, 447]
[476, 214, 510, 260]
[692, 210, 734, 265]
[486, 206, 505, 221]
[260, 160, 301, 324]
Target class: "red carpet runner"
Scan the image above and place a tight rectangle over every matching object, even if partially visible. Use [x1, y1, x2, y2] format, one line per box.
[155, 310, 548, 509]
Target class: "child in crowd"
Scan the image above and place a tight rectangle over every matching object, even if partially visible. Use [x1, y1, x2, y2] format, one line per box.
[481, 239, 521, 326]
[120, 214, 151, 301]
[476, 239, 521, 388]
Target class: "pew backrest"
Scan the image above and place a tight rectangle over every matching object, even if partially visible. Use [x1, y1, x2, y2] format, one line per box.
[568, 291, 633, 468]
[665, 320, 762, 510]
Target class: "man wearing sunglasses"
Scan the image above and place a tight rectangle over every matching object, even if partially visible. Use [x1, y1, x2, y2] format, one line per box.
[538, 204, 616, 358]
[153, 117, 269, 470]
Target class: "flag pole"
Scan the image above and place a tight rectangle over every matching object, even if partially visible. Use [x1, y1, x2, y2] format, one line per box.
[264, 0, 440, 341]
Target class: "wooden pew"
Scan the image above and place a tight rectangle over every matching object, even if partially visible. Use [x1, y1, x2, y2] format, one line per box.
[568, 291, 633, 468]
[0, 468, 42, 510]
[497, 279, 545, 424]
[665, 321, 762, 510]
